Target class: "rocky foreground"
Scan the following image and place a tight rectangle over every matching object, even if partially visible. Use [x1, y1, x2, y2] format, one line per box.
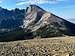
[0, 37, 75, 56]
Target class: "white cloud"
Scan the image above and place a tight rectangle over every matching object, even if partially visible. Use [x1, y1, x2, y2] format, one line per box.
[0, 1, 2, 3]
[16, 2, 26, 5]
[16, 0, 66, 5]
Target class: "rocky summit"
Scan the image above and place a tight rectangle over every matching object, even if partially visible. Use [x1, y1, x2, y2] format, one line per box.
[23, 5, 75, 37]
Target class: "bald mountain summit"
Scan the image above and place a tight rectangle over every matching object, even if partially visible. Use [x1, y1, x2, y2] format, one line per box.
[23, 5, 75, 37]
[0, 5, 75, 42]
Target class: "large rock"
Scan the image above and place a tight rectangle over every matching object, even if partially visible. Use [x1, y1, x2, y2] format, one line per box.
[23, 5, 75, 37]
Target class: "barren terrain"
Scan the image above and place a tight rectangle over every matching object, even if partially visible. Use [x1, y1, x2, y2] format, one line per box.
[0, 36, 75, 56]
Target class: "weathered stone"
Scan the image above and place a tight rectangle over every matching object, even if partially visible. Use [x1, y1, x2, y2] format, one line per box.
[23, 5, 75, 37]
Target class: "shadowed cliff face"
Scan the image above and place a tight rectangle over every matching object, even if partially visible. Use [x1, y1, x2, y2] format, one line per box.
[23, 5, 75, 37]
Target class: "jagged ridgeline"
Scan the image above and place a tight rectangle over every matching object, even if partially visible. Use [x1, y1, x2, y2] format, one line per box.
[23, 5, 75, 37]
[0, 5, 75, 42]
[0, 7, 26, 41]
[0, 7, 25, 28]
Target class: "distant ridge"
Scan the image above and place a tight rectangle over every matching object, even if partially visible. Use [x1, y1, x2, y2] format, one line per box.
[0, 7, 25, 29]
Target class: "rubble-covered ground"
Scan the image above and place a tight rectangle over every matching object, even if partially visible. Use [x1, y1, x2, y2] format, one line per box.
[0, 36, 75, 56]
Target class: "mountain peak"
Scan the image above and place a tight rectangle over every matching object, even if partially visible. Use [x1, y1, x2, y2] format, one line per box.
[29, 4, 39, 7]
[23, 5, 75, 37]
[29, 5, 43, 9]
[26, 5, 45, 13]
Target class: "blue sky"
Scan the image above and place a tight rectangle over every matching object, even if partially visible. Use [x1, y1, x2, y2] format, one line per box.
[0, 0, 75, 23]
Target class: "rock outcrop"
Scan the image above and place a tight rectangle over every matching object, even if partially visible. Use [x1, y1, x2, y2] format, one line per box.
[23, 5, 75, 37]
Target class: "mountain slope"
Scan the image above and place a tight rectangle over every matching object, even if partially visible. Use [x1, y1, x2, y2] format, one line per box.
[23, 5, 75, 37]
[0, 5, 75, 42]
[0, 8, 25, 29]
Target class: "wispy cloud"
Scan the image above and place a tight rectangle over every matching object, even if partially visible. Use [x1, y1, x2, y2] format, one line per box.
[16, 0, 66, 5]
[16, 2, 26, 5]
[0, 1, 2, 3]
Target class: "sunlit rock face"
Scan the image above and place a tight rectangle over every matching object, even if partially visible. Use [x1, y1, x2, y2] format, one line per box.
[23, 5, 45, 30]
[23, 5, 75, 37]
